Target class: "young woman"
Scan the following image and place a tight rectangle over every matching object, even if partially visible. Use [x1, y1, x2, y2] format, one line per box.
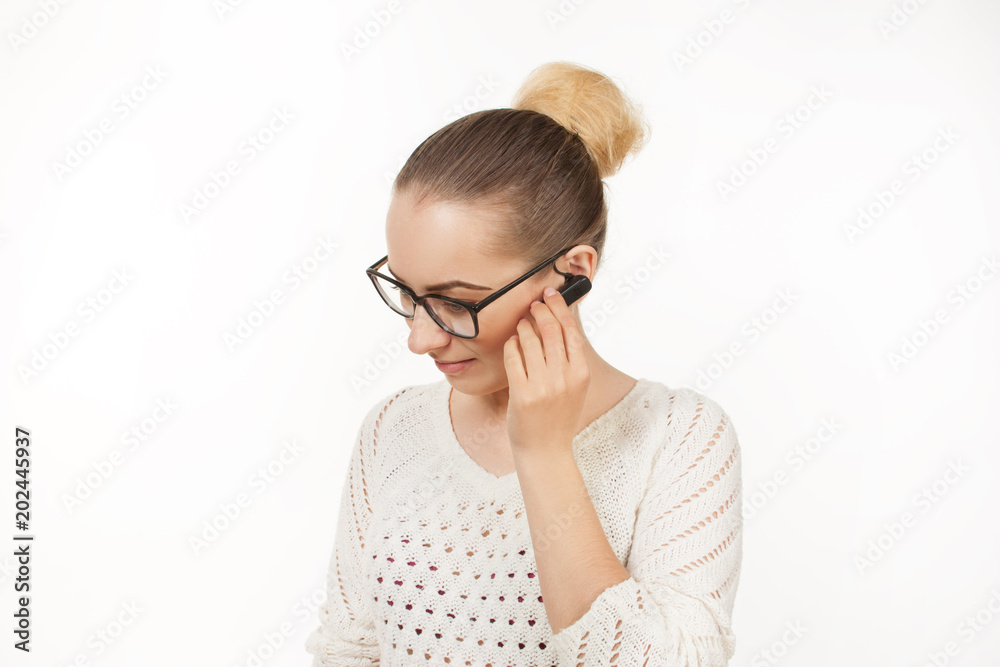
[306, 62, 743, 666]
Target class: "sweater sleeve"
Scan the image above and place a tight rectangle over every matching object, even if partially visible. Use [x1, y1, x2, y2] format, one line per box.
[305, 395, 393, 666]
[550, 393, 743, 666]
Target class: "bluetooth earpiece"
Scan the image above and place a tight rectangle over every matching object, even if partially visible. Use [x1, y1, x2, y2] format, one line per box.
[556, 274, 592, 306]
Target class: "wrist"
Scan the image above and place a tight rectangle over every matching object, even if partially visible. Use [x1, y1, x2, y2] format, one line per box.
[512, 441, 577, 474]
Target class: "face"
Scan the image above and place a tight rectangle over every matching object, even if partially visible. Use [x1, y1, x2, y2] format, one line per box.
[384, 189, 583, 395]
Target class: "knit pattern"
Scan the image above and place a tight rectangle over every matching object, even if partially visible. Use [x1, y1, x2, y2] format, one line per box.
[305, 377, 742, 666]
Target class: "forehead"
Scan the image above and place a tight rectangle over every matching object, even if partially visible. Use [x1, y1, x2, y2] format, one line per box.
[383, 192, 512, 290]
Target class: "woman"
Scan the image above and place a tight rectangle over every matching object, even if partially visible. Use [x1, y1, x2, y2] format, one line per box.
[306, 62, 743, 666]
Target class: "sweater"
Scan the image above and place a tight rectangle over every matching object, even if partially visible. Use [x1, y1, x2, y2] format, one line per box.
[305, 376, 743, 666]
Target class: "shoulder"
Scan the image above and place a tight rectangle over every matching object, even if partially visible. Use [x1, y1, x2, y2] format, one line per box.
[629, 382, 742, 513]
[355, 379, 444, 456]
[360, 380, 430, 427]
[637, 380, 740, 462]
[345, 380, 443, 497]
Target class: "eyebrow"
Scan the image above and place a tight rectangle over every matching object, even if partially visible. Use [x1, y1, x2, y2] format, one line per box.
[385, 262, 493, 292]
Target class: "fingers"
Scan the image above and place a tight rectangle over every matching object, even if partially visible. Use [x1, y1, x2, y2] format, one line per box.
[537, 287, 588, 379]
[515, 315, 547, 383]
[540, 288, 580, 363]
[529, 296, 568, 368]
[548, 294, 586, 366]
[504, 334, 527, 388]
[509, 286, 581, 386]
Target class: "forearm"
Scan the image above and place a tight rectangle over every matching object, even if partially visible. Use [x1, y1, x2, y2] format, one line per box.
[513, 445, 631, 634]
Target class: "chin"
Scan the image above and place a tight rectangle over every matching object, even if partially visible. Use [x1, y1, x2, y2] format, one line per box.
[455, 371, 508, 394]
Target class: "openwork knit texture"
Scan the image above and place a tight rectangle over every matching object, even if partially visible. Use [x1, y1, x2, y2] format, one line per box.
[305, 377, 742, 666]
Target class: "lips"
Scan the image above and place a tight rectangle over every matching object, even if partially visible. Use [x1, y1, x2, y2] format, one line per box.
[434, 358, 474, 373]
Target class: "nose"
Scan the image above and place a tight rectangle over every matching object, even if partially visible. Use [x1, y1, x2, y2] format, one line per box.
[406, 302, 452, 355]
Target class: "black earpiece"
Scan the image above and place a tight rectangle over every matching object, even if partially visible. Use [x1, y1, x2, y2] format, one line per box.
[557, 274, 592, 306]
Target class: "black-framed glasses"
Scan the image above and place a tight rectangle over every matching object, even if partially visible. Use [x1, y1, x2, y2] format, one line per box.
[366, 245, 587, 339]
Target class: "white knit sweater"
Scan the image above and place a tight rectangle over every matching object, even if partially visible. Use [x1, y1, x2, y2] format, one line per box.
[305, 377, 742, 666]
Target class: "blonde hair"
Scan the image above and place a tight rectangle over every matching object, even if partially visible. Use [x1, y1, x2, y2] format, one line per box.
[392, 61, 650, 276]
[512, 61, 649, 179]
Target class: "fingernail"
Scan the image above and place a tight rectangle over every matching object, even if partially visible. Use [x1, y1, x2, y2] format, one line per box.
[544, 287, 557, 296]
[530, 300, 540, 307]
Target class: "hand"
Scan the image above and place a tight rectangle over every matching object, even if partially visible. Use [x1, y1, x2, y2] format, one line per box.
[503, 286, 591, 460]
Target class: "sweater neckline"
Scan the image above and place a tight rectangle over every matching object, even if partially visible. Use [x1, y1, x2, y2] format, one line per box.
[435, 377, 650, 490]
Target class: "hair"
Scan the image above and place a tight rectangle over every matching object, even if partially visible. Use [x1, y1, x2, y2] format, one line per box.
[391, 61, 650, 277]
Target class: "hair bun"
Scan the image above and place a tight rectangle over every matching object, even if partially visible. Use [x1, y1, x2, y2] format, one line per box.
[511, 61, 650, 179]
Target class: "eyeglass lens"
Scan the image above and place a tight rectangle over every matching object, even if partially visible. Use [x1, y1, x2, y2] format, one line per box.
[371, 273, 476, 337]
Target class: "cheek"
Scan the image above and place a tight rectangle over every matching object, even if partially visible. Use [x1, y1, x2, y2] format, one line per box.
[477, 303, 531, 352]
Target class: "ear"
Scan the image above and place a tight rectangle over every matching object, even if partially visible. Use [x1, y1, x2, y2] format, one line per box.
[560, 244, 597, 282]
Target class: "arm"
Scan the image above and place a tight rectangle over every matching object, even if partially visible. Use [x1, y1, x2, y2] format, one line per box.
[545, 393, 743, 666]
[305, 397, 391, 666]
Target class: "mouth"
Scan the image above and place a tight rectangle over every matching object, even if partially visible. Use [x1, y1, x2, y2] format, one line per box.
[434, 358, 474, 373]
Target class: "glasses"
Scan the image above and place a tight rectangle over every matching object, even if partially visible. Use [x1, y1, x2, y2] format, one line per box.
[366, 246, 586, 339]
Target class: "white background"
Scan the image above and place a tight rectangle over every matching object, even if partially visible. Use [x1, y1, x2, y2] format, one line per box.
[2, 0, 999, 665]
